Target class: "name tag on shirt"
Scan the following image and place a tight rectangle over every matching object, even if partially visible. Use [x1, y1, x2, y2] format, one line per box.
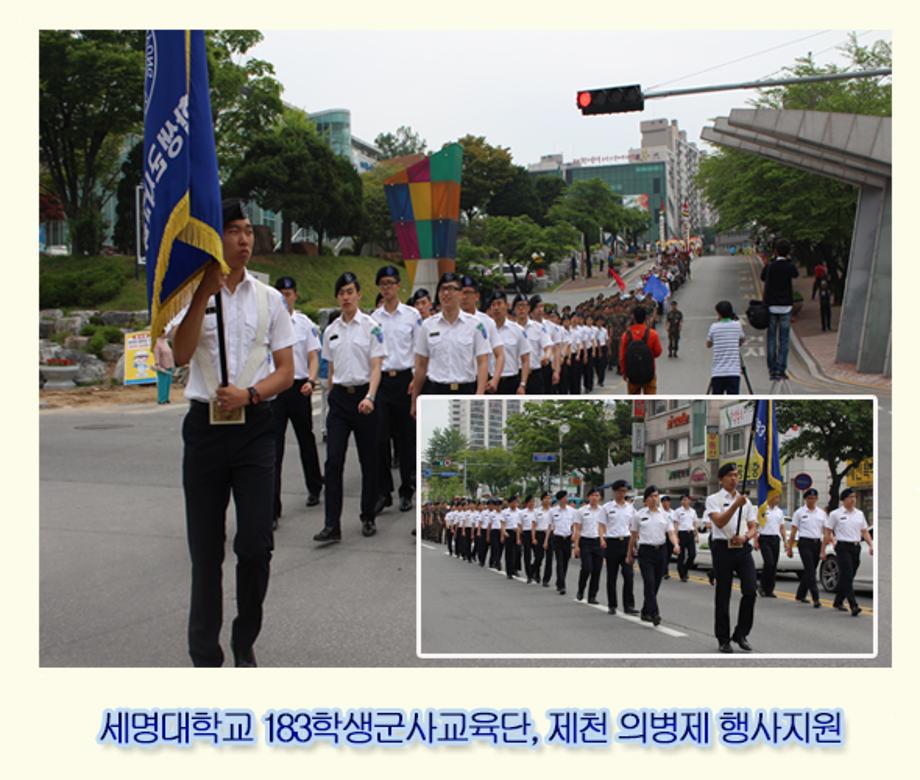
[329, 334, 339, 341]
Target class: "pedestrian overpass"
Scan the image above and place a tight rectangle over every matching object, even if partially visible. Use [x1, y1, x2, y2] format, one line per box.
[701, 109, 891, 376]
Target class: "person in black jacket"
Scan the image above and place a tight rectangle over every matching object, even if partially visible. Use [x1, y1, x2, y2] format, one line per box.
[760, 238, 799, 381]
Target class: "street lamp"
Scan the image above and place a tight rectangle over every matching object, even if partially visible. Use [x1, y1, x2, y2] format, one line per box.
[558, 423, 570, 493]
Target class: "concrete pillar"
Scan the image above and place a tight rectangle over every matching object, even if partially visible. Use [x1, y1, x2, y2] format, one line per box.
[856, 185, 891, 374]
[836, 185, 882, 364]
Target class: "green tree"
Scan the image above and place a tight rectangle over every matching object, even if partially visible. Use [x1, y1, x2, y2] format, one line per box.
[424, 427, 468, 467]
[482, 216, 580, 281]
[547, 179, 626, 277]
[621, 207, 652, 248]
[774, 400, 873, 511]
[374, 125, 428, 158]
[39, 30, 145, 254]
[455, 135, 516, 225]
[503, 401, 631, 491]
[461, 448, 525, 498]
[206, 30, 284, 178]
[487, 166, 542, 222]
[533, 176, 568, 225]
[112, 140, 143, 254]
[313, 153, 364, 254]
[696, 34, 891, 300]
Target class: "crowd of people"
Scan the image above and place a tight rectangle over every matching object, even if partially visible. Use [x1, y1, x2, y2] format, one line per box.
[420, 466, 873, 653]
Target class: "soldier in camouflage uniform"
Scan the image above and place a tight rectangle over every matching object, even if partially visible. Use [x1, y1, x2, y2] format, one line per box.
[666, 300, 684, 358]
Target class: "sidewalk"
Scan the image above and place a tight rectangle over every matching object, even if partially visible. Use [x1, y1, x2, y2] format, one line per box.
[754, 255, 890, 393]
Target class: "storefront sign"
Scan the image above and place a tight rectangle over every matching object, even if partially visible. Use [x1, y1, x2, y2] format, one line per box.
[631, 423, 646, 454]
[706, 432, 719, 460]
[691, 467, 709, 484]
[847, 459, 873, 488]
[667, 411, 690, 429]
[722, 402, 753, 430]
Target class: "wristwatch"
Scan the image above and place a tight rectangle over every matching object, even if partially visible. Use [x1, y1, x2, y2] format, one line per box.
[365, 394, 375, 403]
[247, 386, 261, 406]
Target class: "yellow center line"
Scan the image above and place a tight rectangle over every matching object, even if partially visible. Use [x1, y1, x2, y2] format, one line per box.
[681, 572, 874, 615]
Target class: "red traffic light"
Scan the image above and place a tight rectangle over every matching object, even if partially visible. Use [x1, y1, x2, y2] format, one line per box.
[576, 85, 645, 115]
[577, 91, 593, 109]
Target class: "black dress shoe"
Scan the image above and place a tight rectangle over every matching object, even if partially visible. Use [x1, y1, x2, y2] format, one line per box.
[795, 597, 809, 603]
[766, 592, 777, 598]
[576, 590, 584, 601]
[680, 576, 689, 582]
[758, 588, 766, 597]
[625, 608, 639, 616]
[652, 615, 662, 626]
[374, 495, 392, 516]
[306, 493, 321, 507]
[588, 598, 599, 605]
[608, 607, 617, 615]
[663, 574, 670, 580]
[398, 496, 413, 512]
[313, 527, 341, 544]
[835, 604, 847, 612]
[813, 601, 821, 608]
[558, 588, 566, 596]
[362, 519, 377, 537]
[640, 614, 652, 623]
[718, 642, 733, 654]
[542, 581, 550, 587]
[231, 644, 257, 668]
[732, 636, 752, 652]
[851, 606, 862, 617]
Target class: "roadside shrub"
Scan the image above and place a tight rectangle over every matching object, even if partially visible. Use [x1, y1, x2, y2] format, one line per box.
[39, 259, 126, 309]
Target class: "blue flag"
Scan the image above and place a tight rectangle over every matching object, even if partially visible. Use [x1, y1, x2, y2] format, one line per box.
[143, 30, 228, 342]
[753, 400, 783, 524]
[643, 274, 669, 303]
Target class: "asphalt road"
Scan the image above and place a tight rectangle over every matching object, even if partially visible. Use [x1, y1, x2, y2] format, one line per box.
[419, 542, 876, 659]
[40, 401, 416, 667]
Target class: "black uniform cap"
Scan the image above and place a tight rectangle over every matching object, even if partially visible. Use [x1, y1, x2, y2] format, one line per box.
[376, 265, 401, 285]
[221, 197, 249, 226]
[335, 272, 360, 296]
[660, 494, 671, 502]
[274, 276, 296, 291]
[840, 488, 856, 501]
[412, 287, 431, 303]
[643, 485, 659, 501]
[508, 493, 520, 503]
[612, 479, 631, 491]
[486, 288, 508, 307]
[541, 491, 551, 500]
[587, 486, 601, 497]
[718, 462, 738, 479]
[555, 490, 568, 501]
[803, 488, 818, 498]
[437, 271, 463, 287]
[460, 275, 478, 291]
[512, 293, 529, 308]
[529, 295, 543, 310]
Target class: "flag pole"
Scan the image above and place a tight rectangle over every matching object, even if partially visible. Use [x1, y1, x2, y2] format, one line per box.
[213, 285, 229, 387]
[736, 401, 760, 536]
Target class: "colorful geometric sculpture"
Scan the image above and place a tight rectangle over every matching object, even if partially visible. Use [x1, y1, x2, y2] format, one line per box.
[384, 143, 463, 292]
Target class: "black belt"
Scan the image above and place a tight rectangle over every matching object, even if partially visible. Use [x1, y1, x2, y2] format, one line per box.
[383, 369, 413, 378]
[333, 383, 370, 395]
[428, 381, 475, 391]
[837, 540, 861, 547]
[605, 535, 629, 541]
[639, 543, 666, 550]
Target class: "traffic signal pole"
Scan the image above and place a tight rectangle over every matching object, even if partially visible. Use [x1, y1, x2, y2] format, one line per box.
[643, 69, 891, 100]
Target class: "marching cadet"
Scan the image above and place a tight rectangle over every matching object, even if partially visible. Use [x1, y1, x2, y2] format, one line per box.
[788, 488, 827, 607]
[572, 486, 607, 603]
[627, 486, 680, 626]
[550, 490, 578, 595]
[171, 198, 295, 667]
[475, 499, 490, 567]
[531, 491, 555, 586]
[271, 276, 323, 529]
[486, 498, 502, 570]
[559, 314, 577, 395]
[459, 275, 504, 393]
[521, 495, 538, 582]
[410, 288, 433, 320]
[594, 316, 608, 387]
[674, 493, 700, 583]
[372, 265, 422, 515]
[824, 488, 873, 616]
[755, 493, 786, 597]
[500, 494, 524, 579]
[513, 294, 550, 394]
[704, 463, 759, 653]
[462, 498, 477, 563]
[660, 494, 676, 579]
[602, 480, 639, 615]
[313, 272, 387, 545]
[487, 290, 532, 395]
[444, 500, 457, 557]
[531, 298, 562, 394]
[412, 272, 491, 404]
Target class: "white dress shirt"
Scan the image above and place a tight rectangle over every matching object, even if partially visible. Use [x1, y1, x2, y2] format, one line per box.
[416, 311, 491, 383]
[490, 319, 531, 377]
[322, 310, 388, 386]
[705, 488, 757, 541]
[290, 311, 321, 380]
[792, 506, 828, 539]
[603, 500, 635, 537]
[372, 302, 422, 371]
[825, 507, 868, 542]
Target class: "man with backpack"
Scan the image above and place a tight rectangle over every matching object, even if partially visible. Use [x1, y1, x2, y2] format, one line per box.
[618, 306, 662, 394]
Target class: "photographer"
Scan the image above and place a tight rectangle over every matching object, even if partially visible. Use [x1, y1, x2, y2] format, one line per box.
[706, 301, 745, 394]
[760, 238, 799, 381]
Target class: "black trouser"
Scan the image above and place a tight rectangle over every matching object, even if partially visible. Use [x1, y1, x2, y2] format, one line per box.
[497, 372, 521, 395]
[710, 375, 741, 395]
[183, 401, 275, 667]
[595, 346, 607, 385]
[376, 370, 415, 500]
[552, 534, 572, 590]
[820, 299, 832, 331]
[522, 533, 535, 578]
[526, 367, 545, 395]
[423, 380, 477, 395]
[833, 541, 862, 609]
[582, 354, 594, 393]
[476, 530, 489, 566]
[711, 540, 758, 643]
[272, 379, 324, 518]
[489, 529, 503, 569]
[577, 538, 604, 600]
[565, 361, 580, 395]
[638, 544, 666, 619]
[504, 533, 519, 578]
[541, 363, 555, 395]
[677, 531, 696, 580]
[323, 385, 377, 531]
[604, 537, 635, 611]
[534, 530, 553, 584]
[758, 535, 780, 595]
[446, 526, 454, 555]
[796, 537, 822, 603]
